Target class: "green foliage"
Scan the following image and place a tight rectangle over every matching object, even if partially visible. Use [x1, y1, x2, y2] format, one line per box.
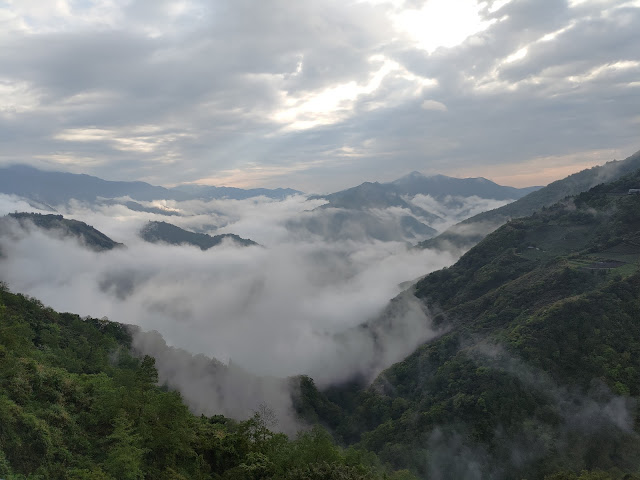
[103, 413, 145, 480]
[0, 287, 410, 479]
[140, 221, 257, 250]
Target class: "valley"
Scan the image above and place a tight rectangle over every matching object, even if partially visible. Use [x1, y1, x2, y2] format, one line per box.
[1, 153, 640, 479]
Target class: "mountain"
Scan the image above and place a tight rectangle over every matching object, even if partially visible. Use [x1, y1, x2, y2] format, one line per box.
[0, 165, 178, 204]
[140, 221, 257, 249]
[290, 181, 439, 242]
[319, 181, 441, 222]
[0, 284, 412, 479]
[296, 167, 640, 479]
[2, 212, 123, 251]
[171, 183, 302, 200]
[419, 150, 640, 252]
[286, 207, 438, 243]
[299, 174, 539, 244]
[0, 165, 302, 205]
[316, 174, 538, 212]
[391, 171, 540, 200]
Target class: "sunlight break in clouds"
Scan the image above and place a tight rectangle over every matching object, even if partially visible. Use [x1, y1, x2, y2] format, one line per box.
[273, 55, 437, 131]
[394, 0, 498, 53]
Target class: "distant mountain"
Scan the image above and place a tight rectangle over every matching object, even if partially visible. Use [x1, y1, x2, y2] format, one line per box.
[140, 221, 257, 249]
[318, 181, 441, 223]
[299, 174, 537, 244]
[0, 165, 179, 204]
[0, 165, 302, 205]
[419, 149, 640, 252]
[286, 208, 438, 243]
[2, 212, 123, 251]
[316, 173, 537, 210]
[171, 184, 302, 200]
[391, 171, 540, 200]
[99, 199, 182, 217]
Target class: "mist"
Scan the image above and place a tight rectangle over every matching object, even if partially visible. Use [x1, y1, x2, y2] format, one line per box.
[0, 192, 469, 422]
[409, 194, 513, 231]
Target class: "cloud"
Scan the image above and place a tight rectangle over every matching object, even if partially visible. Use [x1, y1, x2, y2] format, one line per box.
[421, 99, 447, 111]
[0, 193, 463, 420]
[409, 194, 512, 229]
[0, 0, 636, 192]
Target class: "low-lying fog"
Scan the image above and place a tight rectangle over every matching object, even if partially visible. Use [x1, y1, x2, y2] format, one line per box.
[0, 192, 506, 425]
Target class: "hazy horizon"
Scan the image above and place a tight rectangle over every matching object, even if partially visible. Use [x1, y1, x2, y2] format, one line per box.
[2, 161, 554, 193]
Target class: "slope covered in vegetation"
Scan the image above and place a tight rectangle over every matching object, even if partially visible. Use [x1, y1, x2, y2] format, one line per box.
[0, 284, 413, 479]
[140, 221, 257, 250]
[298, 169, 640, 479]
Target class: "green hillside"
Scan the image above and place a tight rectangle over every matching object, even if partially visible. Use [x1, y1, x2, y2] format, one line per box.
[140, 221, 257, 250]
[298, 169, 640, 479]
[0, 284, 414, 480]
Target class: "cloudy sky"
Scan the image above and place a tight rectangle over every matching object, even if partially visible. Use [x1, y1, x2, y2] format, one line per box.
[0, 0, 638, 192]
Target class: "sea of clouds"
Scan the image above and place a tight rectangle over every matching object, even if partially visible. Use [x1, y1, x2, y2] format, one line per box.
[0, 192, 504, 426]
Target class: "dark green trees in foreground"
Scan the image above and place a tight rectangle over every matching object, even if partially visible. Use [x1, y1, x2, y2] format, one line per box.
[0, 284, 413, 479]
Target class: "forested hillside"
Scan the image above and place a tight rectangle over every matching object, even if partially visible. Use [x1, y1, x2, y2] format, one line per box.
[0, 284, 413, 479]
[298, 169, 640, 479]
[140, 221, 258, 249]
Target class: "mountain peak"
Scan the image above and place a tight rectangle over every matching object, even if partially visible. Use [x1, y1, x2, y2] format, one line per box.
[394, 171, 425, 182]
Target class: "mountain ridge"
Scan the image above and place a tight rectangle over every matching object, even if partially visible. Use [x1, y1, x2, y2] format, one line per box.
[140, 220, 258, 249]
[2, 212, 123, 251]
[418, 149, 640, 252]
[0, 164, 302, 205]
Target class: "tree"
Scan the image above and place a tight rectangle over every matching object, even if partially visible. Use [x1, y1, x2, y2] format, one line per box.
[102, 412, 145, 480]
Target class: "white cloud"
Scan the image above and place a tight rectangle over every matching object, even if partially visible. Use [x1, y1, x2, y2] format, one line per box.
[394, 0, 497, 53]
[421, 99, 448, 111]
[0, 193, 462, 387]
[273, 55, 437, 131]
[0, 0, 637, 191]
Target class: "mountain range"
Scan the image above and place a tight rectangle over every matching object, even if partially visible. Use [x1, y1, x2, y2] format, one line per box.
[0, 164, 302, 205]
[295, 173, 539, 243]
[3, 152, 640, 478]
[314, 173, 538, 210]
[0, 164, 541, 244]
[419, 150, 640, 252]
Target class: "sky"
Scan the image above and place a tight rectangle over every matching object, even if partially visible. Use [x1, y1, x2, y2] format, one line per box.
[0, 0, 638, 193]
